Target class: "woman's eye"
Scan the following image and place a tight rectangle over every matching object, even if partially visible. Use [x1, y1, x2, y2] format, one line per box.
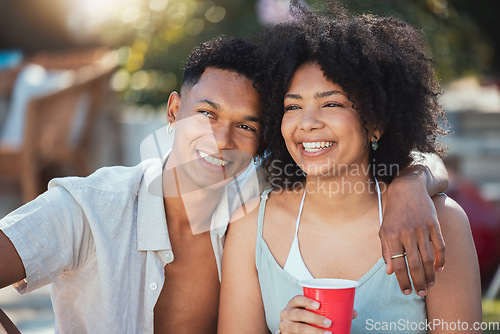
[284, 105, 300, 112]
[199, 110, 216, 119]
[324, 102, 344, 108]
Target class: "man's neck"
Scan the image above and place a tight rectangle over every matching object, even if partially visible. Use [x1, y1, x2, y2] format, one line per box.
[162, 167, 222, 234]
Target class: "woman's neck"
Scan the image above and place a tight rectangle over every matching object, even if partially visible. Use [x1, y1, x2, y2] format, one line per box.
[301, 172, 380, 225]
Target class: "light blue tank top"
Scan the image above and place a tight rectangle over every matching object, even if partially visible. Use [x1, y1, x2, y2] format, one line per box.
[283, 179, 384, 280]
[255, 188, 427, 334]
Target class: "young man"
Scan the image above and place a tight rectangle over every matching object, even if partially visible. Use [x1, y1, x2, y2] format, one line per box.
[0, 37, 447, 333]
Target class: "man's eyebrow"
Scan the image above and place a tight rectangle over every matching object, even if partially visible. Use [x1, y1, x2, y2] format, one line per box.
[243, 115, 261, 123]
[314, 90, 346, 99]
[198, 99, 221, 110]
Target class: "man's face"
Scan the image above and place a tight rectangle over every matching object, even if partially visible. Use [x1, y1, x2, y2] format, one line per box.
[167, 67, 262, 190]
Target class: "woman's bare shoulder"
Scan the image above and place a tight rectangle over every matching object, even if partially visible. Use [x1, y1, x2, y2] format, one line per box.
[432, 195, 470, 238]
[228, 188, 298, 236]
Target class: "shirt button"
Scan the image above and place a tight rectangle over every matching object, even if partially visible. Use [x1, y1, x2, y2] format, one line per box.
[150, 283, 157, 290]
[165, 252, 174, 262]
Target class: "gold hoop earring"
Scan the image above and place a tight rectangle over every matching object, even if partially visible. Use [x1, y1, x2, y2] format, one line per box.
[167, 121, 174, 134]
[253, 155, 260, 165]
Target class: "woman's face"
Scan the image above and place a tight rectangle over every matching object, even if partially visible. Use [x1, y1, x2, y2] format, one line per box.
[281, 62, 373, 178]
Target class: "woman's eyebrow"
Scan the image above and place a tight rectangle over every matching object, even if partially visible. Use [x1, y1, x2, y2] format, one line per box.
[284, 93, 302, 100]
[284, 90, 347, 100]
[314, 90, 346, 99]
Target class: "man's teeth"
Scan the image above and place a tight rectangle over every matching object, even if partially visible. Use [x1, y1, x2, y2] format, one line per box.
[302, 141, 334, 153]
[198, 151, 230, 167]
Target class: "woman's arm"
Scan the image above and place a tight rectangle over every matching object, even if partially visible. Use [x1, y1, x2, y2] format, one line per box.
[218, 202, 269, 334]
[426, 195, 482, 333]
[380, 153, 448, 296]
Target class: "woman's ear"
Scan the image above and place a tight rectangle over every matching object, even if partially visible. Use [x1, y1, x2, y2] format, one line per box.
[167, 91, 181, 124]
[373, 128, 384, 141]
[371, 125, 384, 142]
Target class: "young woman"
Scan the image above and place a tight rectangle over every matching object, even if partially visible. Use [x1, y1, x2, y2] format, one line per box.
[218, 5, 481, 334]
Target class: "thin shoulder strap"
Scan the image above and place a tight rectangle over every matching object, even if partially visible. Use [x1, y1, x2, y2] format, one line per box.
[257, 189, 273, 238]
[294, 190, 307, 235]
[375, 178, 383, 225]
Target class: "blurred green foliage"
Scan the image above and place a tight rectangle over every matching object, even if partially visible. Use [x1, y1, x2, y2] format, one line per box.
[106, 0, 260, 107]
[104, 0, 498, 108]
[334, 0, 496, 84]
[482, 299, 500, 332]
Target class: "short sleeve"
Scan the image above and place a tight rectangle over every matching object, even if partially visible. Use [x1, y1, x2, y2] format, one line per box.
[0, 185, 93, 294]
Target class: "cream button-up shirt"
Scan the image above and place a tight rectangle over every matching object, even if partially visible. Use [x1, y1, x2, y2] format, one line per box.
[0, 158, 262, 333]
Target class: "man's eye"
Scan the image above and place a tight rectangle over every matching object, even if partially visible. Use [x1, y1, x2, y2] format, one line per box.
[238, 124, 256, 132]
[199, 110, 216, 118]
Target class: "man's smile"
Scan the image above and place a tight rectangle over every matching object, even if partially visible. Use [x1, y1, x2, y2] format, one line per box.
[197, 150, 232, 167]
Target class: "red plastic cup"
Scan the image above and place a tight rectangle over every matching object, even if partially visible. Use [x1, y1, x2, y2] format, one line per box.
[300, 278, 359, 334]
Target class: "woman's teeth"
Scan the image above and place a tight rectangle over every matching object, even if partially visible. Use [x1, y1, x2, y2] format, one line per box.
[198, 151, 230, 167]
[302, 141, 334, 153]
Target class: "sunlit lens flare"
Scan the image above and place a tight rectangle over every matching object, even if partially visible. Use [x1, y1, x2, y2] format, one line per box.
[66, 0, 142, 39]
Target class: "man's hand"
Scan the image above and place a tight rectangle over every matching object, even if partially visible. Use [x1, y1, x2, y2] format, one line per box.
[380, 176, 445, 297]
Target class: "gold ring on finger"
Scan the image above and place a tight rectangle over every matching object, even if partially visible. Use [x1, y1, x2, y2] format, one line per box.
[390, 253, 406, 259]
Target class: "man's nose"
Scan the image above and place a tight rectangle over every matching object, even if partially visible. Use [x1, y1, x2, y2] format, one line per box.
[299, 106, 324, 132]
[213, 123, 235, 151]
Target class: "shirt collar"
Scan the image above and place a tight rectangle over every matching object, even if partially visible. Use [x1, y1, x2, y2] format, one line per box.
[136, 158, 171, 251]
[135, 157, 261, 250]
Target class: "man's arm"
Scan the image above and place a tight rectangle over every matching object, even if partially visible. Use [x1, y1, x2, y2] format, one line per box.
[0, 231, 26, 289]
[380, 153, 448, 296]
[0, 185, 91, 293]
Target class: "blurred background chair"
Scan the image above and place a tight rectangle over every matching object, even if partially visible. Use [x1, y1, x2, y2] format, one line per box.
[0, 48, 116, 203]
[0, 308, 21, 334]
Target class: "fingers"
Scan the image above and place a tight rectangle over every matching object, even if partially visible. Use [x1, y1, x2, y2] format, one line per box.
[383, 226, 439, 296]
[280, 295, 332, 334]
[383, 228, 413, 295]
[286, 295, 320, 310]
[380, 231, 394, 275]
[403, 238, 428, 297]
[390, 253, 412, 295]
[416, 231, 436, 288]
[429, 221, 446, 272]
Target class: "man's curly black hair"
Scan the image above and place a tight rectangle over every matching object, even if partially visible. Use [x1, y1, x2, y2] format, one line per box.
[181, 36, 263, 92]
[260, 1, 448, 188]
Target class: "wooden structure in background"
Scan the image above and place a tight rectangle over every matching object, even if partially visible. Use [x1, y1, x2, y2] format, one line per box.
[0, 308, 21, 334]
[0, 49, 117, 203]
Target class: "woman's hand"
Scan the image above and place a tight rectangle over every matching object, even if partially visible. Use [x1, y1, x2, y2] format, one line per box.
[278, 295, 358, 334]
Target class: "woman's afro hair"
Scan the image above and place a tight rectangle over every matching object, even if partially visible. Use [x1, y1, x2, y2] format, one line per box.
[259, 1, 448, 188]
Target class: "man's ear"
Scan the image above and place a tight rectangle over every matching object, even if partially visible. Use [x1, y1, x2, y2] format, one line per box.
[167, 91, 181, 124]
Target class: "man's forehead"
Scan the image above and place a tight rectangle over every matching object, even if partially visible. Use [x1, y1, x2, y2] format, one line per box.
[198, 67, 252, 85]
[185, 68, 259, 103]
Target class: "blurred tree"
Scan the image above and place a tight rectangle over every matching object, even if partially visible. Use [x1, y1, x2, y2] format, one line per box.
[2, 0, 495, 107]
[103, 0, 261, 107]
[114, 0, 498, 107]
[451, 0, 500, 78]
[333, 0, 497, 83]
